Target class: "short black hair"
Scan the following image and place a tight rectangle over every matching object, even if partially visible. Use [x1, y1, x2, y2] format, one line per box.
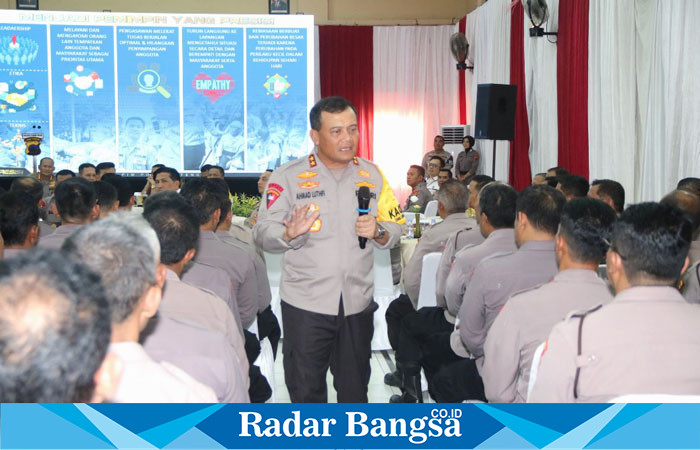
[409, 164, 425, 179]
[78, 163, 96, 174]
[39, 157, 53, 165]
[677, 177, 700, 198]
[180, 178, 222, 225]
[93, 181, 118, 210]
[143, 193, 200, 265]
[56, 169, 76, 178]
[95, 162, 116, 174]
[101, 174, 133, 207]
[429, 156, 445, 168]
[547, 166, 569, 177]
[153, 166, 181, 183]
[438, 169, 453, 179]
[200, 164, 212, 173]
[151, 163, 166, 171]
[0, 191, 39, 245]
[559, 197, 617, 264]
[591, 179, 625, 214]
[55, 177, 96, 221]
[462, 135, 475, 147]
[661, 190, 700, 238]
[10, 177, 43, 204]
[612, 202, 692, 284]
[0, 248, 110, 402]
[471, 174, 494, 190]
[545, 176, 559, 188]
[558, 174, 590, 199]
[264, 169, 273, 174]
[207, 178, 233, 227]
[479, 183, 517, 229]
[309, 96, 357, 131]
[208, 165, 225, 177]
[516, 185, 566, 235]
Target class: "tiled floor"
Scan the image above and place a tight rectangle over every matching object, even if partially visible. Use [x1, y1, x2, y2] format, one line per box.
[270, 347, 434, 403]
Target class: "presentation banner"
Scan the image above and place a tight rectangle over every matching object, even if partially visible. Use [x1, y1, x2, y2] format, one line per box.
[0, 11, 314, 175]
[2, 403, 700, 449]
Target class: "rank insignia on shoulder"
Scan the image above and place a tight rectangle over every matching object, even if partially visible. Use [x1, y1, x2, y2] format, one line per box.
[355, 181, 376, 188]
[358, 170, 371, 178]
[352, 156, 359, 165]
[308, 154, 317, 167]
[298, 181, 321, 189]
[297, 170, 318, 179]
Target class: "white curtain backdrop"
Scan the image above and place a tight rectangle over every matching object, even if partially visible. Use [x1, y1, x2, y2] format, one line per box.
[636, 0, 700, 202]
[588, 0, 638, 204]
[524, 0, 560, 175]
[314, 26, 321, 103]
[466, 0, 512, 182]
[373, 26, 460, 204]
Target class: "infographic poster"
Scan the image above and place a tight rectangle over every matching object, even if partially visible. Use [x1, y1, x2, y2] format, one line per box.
[182, 26, 244, 171]
[246, 27, 308, 171]
[0, 23, 49, 170]
[116, 26, 181, 171]
[50, 25, 116, 168]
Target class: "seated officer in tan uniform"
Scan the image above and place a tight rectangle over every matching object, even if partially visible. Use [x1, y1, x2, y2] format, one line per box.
[404, 165, 432, 213]
[530, 202, 700, 402]
[482, 197, 616, 403]
[0, 191, 40, 259]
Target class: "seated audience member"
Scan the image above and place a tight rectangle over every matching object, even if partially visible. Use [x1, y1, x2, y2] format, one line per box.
[455, 135, 479, 183]
[142, 196, 249, 402]
[200, 164, 212, 177]
[78, 163, 97, 181]
[153, 166, 181, 193]
[211, 178, 280, 358]
[55, 169, 75, 184]
[102, 173, 135, 211]
[532, 173, 547, 185]
[208, 165, 225, 179]
[0, 192, 40, 258]
[678, 177, 700, 198]
[425, 156, 443, 196]
[556, 174, 589, 200]
[430, 185, 565, 403]
[44, 170, 76, 225]
[62, 213, 217, 402]
[0, 249, 117, 402]
[546, 166, 569, 179]
[10, 176, 55, 236]
[437, 168, 452, 189]
[530, 202, 700, 402]
[245, 169, 272, 228]
[141, 163, 165, 197]
[180, 179, 258, 329]
[421, 135, 454, 171]
[95, 162, 116, 180]
[482, 198, 616, 403]
[94, 181, 119, 219]
[38, 178, 97, 249]
[588, 179, 625, 214]
[404, 165, 432, 213]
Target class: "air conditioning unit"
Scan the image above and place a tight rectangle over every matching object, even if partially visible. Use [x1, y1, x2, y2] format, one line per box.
[441, 125, 470, 174]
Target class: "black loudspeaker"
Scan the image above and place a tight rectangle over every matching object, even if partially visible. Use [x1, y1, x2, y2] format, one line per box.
[474, 84, 517, 141]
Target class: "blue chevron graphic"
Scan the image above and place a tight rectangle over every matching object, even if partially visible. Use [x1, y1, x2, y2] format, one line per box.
[475, 404, 562, 448]
[475, 426, 538, 449]
[486, 404, 612, 435]
[545, 402, 625, 449]
[89, 404, 213, 435]
[586, 403, 660, 446]
[138, 404, 226, 448]
[75, 404, 156, 449]
[164, 426, 227, 449]
[41, 404, 114, 447]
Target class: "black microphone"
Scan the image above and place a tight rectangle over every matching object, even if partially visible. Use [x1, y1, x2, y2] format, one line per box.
[357, 186, 371, 249]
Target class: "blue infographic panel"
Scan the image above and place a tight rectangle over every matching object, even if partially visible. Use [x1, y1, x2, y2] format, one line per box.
[246, 27, 308, 171]
[0, 23, 49, 169]
[116, 26, 181, 171]
[50, 25, 116, 168]
[182, 26, 244, 171]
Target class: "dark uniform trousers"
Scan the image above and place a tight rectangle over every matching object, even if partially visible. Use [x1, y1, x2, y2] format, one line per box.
[395, 306, 454, 376]
[282, 297, 377, 403]
[257, 305, 281, 358]
[244, 330, 272, 403]
[385, 294, 415, 351]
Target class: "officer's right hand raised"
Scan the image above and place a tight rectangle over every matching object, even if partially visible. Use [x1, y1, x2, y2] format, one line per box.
[282, 204, 320, 242]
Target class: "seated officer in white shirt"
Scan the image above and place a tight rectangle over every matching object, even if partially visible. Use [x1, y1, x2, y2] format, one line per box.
[425, 156, 443, 196]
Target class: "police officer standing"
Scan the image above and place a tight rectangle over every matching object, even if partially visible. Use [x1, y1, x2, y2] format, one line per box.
[254, 96, 404, 403]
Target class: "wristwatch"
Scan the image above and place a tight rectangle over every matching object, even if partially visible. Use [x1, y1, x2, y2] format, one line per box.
[374, 224, 387, 240]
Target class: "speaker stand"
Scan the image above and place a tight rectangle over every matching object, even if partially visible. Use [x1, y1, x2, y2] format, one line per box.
[491, 139, 497, 179]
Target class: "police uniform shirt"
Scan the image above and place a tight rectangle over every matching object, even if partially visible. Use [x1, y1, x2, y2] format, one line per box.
[37, 224, 83, 249]
[244, 203, 261, 229]
[681, 260, 700, 305]
[435, 222, 484, 313]
[458, 240, 557, 361]
[403, 213, 477, 308]
[404, 181, 432, 213]
[688, 240, 700, 265]
[529, 286, 700, 403]
[456, 149, 480, 177]
[1, 248, 26, 259]
[421, 150, 454, 171]
[161, 268, 249, 384]
[444, 228, 516, 317]
[216, 230, 272, 312]
[254, 153, 404, 316]
[195, 230, 258, 329]
[108, 341, 218, 403]
[141, 315, 249, 403]
[181, 261, 243, 333]
[482, 269, 613, 403]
